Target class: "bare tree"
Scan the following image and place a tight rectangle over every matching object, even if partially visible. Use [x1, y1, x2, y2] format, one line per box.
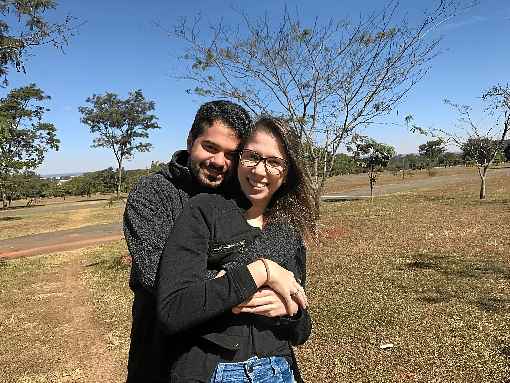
[171, 0, 474, 210]
[408, 84, 509, 199]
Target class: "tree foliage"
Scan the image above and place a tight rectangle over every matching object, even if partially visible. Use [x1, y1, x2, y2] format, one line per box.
[0, 84, 58, 206]
[504, 141, 510, 162]
[79, 90, 161, 197]
[418, 139, 445, 166]
[0, 0, 75, 85]
[173, 0, 473, 208]
[461, 137, 500, 166]
[351, 135, 395, 198]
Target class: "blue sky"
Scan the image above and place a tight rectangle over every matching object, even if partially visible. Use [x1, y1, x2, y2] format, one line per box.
[4, 0, 509, 175]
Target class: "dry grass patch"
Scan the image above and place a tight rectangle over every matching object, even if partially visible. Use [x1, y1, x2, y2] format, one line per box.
[79, 241, 132, 361]
[0, 243, 130, 383]
[298, 175, 510, 382]
[323, 165, 504, 195]
[0, 203, 123, 240]
[1, 171, 509, 382]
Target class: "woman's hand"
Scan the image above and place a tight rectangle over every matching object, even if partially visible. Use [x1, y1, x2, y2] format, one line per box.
[265, 259, 307, 315]
[247, 259, 307, 315]
[232, 287, 299, 317]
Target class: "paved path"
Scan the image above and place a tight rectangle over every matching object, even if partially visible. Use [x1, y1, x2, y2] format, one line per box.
[0, 200, 109, 217]
[0, 223, 123, 260]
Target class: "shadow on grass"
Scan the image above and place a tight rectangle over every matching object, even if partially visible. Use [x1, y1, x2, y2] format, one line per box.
[418, 293, 453, 304]
[402, 254, 510, 314]
[0, 216, 23, 222]
[84, 255, 130, 271]
[405, 254, 510, 280]
[0, 205, 42, 211]
[75, 197, 111, 203]
[477, 297, 510, 314]
[412, 194, 510, 207]
[500, 345, 510, 358]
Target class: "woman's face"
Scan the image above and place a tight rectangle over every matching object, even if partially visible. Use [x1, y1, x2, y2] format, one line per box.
[238, 129, 288, 209]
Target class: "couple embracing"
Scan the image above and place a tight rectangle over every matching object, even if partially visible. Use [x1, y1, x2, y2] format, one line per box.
[124, 100, 316, 383]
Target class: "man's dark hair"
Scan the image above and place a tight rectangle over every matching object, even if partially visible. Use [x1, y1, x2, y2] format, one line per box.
[189, 100, 252, 143]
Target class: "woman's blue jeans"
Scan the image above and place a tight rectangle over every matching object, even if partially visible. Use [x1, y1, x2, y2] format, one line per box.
[209, 356, 295, 383]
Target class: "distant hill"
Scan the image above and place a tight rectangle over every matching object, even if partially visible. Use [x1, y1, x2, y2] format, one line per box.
[41, 172, 84, 179]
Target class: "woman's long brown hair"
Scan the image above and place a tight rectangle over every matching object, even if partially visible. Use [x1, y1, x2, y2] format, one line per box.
[245, 116, 317, 240]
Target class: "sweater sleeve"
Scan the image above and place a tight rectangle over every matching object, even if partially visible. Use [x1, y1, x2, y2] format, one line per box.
[124, 176, 177, 292]
[156, 197, 258, 336]
[274, 240, 312, 346]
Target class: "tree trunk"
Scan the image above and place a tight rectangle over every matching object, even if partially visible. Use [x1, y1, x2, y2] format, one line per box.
[369, 170, 376, 202]
[116, 160, 123, 198]
[479, 175, 486, 199]
[478, 165, 489, 200]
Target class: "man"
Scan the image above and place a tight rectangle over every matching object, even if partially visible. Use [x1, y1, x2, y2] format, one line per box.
[123, 100, 252, 382]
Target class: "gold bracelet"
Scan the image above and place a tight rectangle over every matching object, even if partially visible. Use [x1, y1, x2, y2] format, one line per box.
[259, 258, 271, 284]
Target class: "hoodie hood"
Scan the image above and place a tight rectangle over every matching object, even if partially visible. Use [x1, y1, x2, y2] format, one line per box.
[156, 150, 203, 196]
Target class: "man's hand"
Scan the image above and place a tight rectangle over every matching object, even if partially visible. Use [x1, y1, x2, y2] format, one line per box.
[232, 287, 299, 317]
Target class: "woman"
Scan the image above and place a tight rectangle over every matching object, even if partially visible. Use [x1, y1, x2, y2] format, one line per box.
[157, 116, 316, 382]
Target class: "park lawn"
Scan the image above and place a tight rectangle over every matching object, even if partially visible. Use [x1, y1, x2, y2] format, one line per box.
[0, 171, 508, 382]
[323, 165, 484, 194]
[301, 172, 510, 382]
[0, 202, 124, 240]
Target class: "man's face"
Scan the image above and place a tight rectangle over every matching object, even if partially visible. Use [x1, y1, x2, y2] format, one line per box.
[188, 119, 240, 188]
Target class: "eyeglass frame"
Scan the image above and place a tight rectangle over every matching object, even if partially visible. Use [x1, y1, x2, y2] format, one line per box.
[238, 149, 288, 175]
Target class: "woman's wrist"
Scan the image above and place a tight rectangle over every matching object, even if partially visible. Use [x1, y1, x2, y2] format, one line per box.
[247, 259, 270, 287]
[259, 258, 271, 284]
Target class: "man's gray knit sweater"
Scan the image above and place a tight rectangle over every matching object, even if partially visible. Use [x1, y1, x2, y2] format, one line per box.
[124, 150, 215, 292]
[123, 150, 219, 382]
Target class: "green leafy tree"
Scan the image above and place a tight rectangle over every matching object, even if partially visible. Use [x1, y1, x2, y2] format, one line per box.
[173, 1, 472, 211]
[448, 85, 509, 199]
[2, 171, 53, 206]
[0, 0, 76, 85]
[0, 84, 59, 207]
[84, 167, 117, 193]
[418, 139, 446, 172]
[63, 175, 93, 197]
[351, 136, 396, 199]
[461, 137, 502, 196]
[79, 90, 161, 197]
[438, 151, 463, 167]
[504, 141, 510, 162]
[330, 153, 358, 176]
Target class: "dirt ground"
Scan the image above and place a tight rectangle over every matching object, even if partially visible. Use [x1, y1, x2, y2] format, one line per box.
[0, 250, 126, 382]
[1, 166, 508, 382]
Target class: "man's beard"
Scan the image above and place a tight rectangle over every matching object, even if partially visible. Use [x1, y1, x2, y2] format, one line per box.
[189, 159, 230, 189]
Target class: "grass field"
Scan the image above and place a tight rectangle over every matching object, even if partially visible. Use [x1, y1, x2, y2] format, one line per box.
[0, 168, 508, 382]
[0, 200, 123, 240]
[323, 165, 490, 194]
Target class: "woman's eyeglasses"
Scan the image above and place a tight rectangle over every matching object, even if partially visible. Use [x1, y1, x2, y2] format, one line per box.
[239, 149, 287, 175]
